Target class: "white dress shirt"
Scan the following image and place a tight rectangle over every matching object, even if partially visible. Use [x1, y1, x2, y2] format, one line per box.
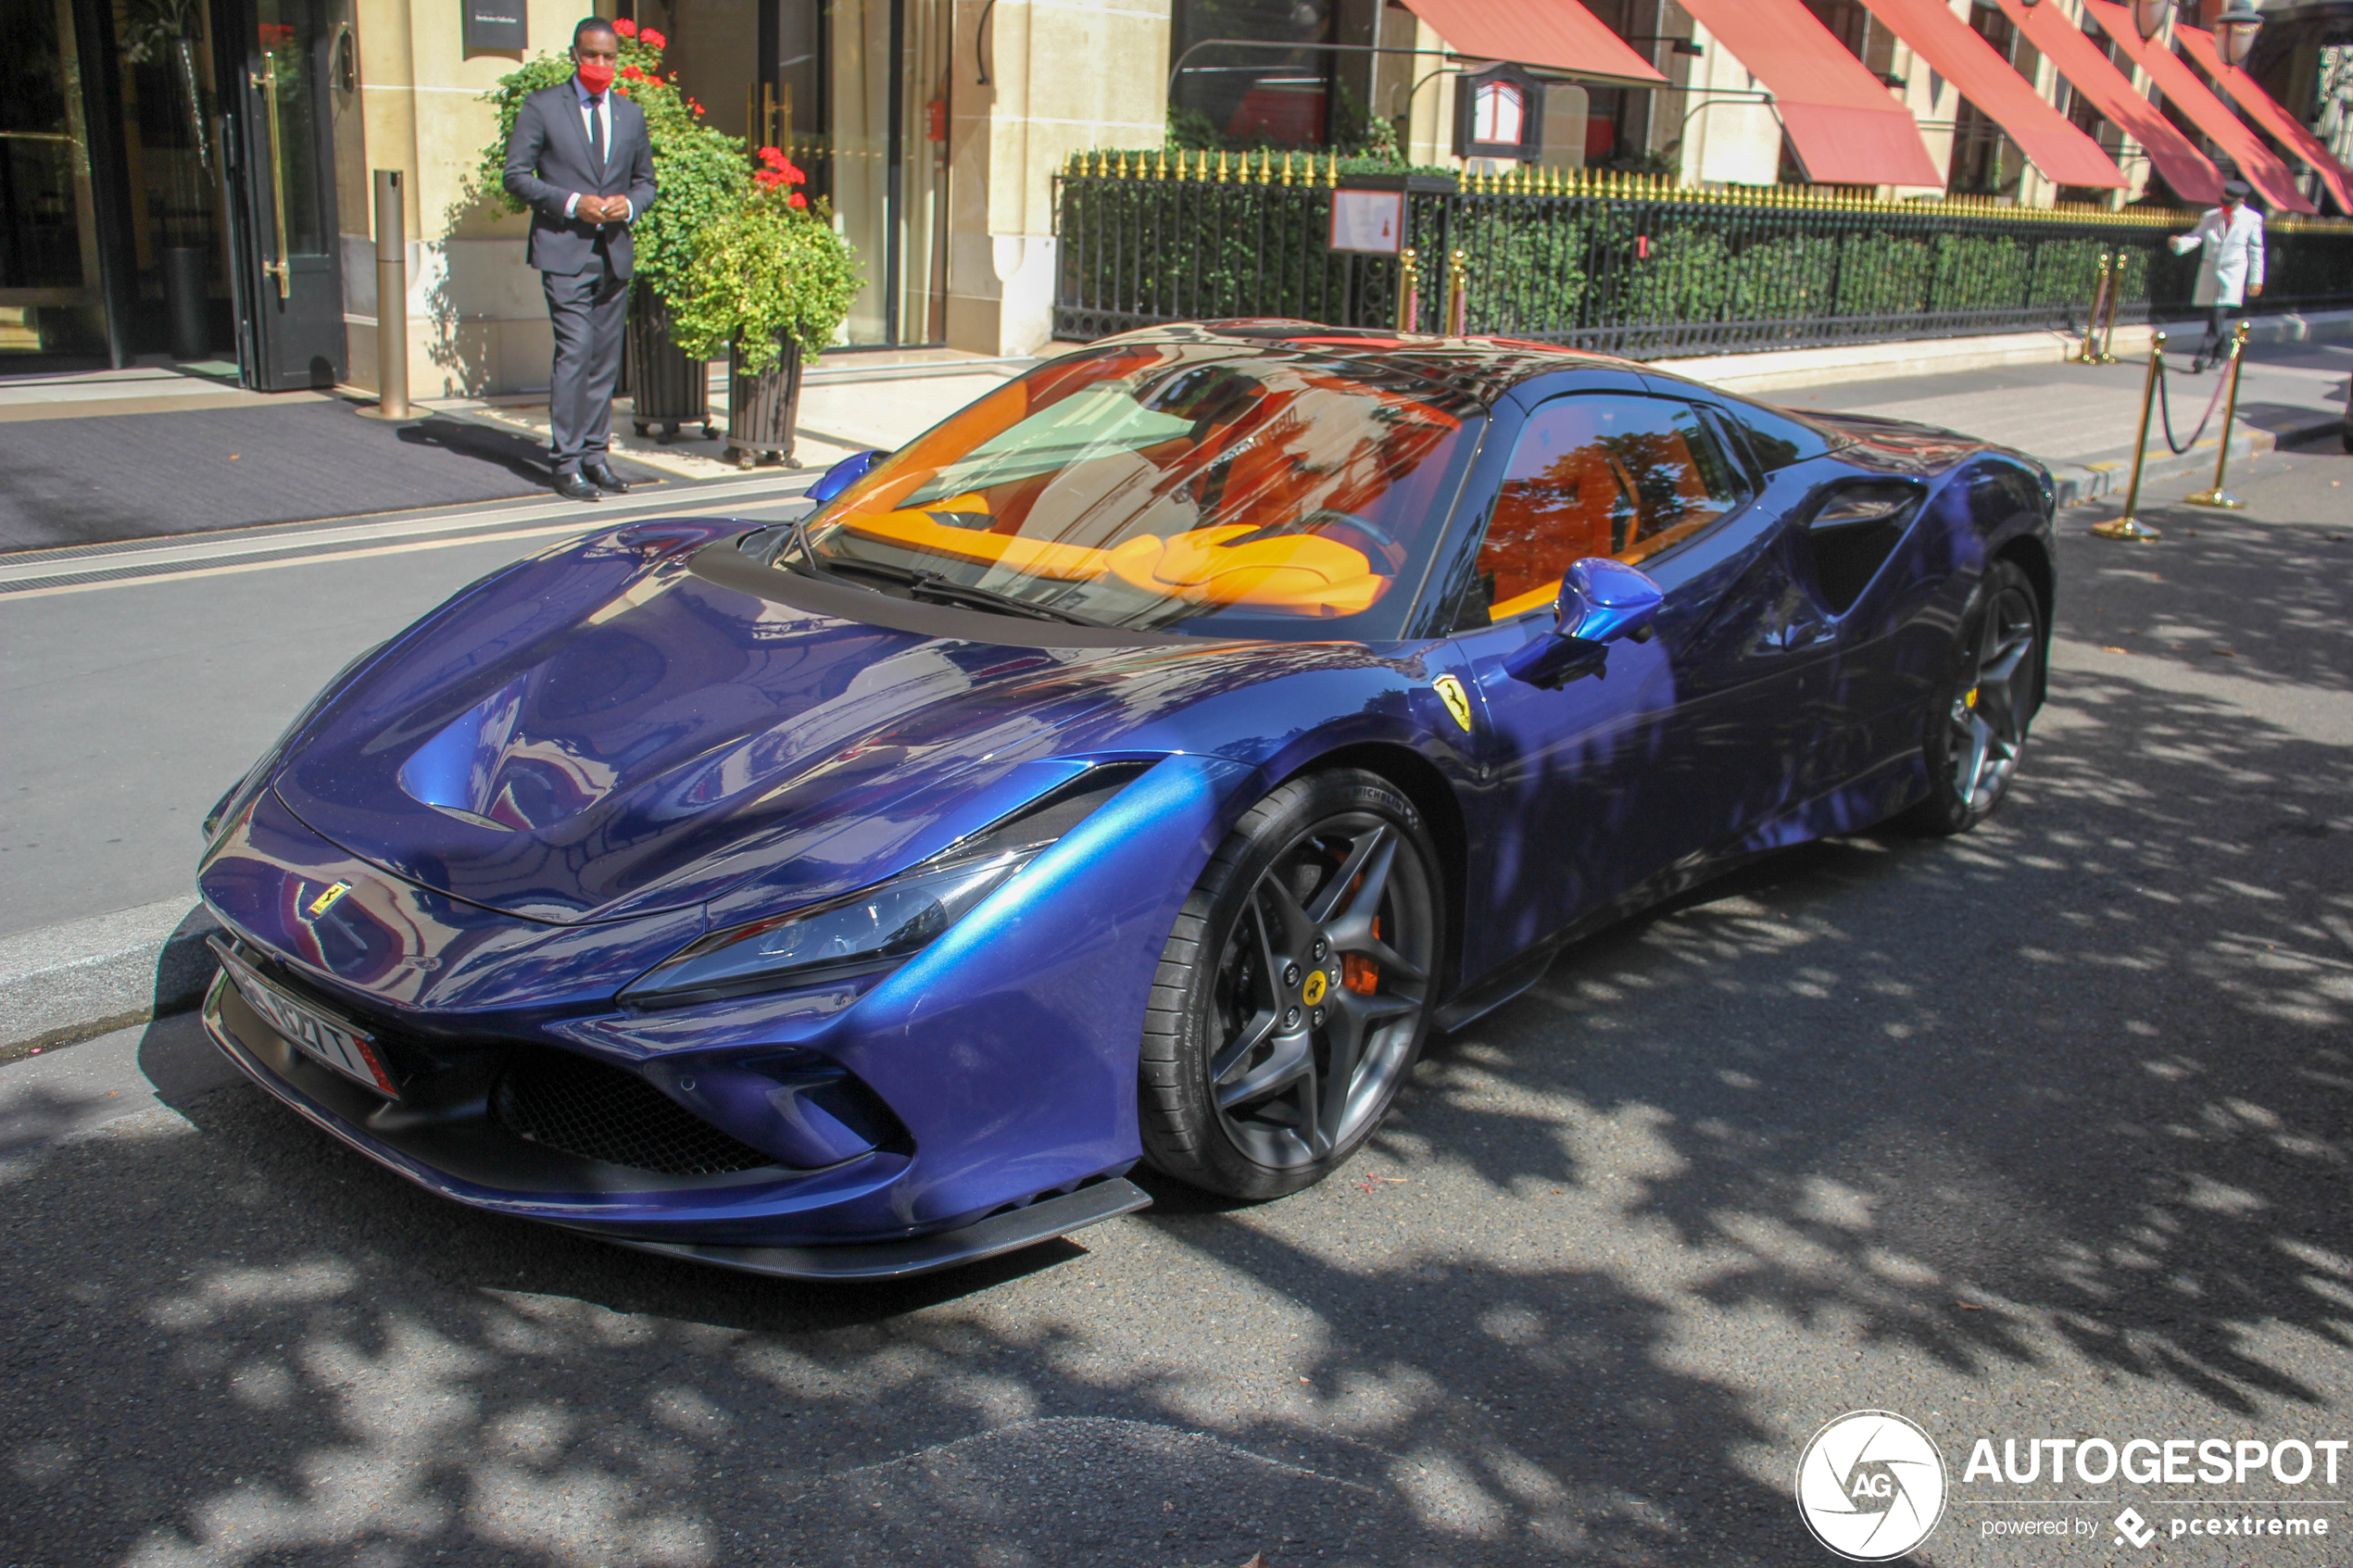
[561, 74, 634, 224]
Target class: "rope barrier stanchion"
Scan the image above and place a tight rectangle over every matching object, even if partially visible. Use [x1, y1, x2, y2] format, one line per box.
[2093, 330, 2166, 542]
[2071, 253, 2111, 364]
[1395, 247, 1420, 332]
[2095, 255, 2123, 362]
[2184, 320, 2253, 510]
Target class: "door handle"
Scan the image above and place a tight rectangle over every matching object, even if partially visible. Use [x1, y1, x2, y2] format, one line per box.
[251, 56, 292, 299]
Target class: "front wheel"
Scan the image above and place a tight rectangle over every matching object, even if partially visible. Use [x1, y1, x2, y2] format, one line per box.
[1139, 770, 1442, 1200]
[1903, 558, 2044, 835]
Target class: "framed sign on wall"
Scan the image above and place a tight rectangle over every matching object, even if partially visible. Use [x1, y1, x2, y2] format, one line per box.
[463, 0, 526, 54]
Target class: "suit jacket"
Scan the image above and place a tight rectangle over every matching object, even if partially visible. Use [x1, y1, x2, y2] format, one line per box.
[502, 81, 659, 278]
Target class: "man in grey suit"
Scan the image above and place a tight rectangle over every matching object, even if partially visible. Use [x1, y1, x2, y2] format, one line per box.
[503, 18, 658, 501]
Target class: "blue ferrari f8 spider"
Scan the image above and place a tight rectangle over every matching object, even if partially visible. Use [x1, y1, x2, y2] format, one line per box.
[197, 323, 2055, 1279]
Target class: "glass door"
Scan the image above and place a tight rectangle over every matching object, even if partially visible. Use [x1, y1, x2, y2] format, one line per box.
[776, 0, 949, 345]
[3, 0, 109, 359]
[224, 0, 343, 388]
[646, 0, 950, 345]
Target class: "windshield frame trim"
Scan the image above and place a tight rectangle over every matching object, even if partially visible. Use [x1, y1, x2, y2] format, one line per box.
[689, 539, 1252, 650]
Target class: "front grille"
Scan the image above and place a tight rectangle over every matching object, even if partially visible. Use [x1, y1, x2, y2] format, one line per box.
[492, 1050, 777, 1176]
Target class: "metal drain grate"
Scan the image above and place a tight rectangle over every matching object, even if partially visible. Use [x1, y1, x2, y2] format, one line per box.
[492, 1051, 776, 1176]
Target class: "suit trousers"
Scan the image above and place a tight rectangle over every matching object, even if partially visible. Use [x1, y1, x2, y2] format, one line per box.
[543, 260, 630, 473]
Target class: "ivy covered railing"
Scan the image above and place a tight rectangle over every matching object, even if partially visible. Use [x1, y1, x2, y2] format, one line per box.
[1053, 149, 2353, 355]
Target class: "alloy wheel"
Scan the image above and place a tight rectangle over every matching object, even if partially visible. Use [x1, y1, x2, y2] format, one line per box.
[1944, 581, 2040, 815]
[1204, 812, 1436, 1171]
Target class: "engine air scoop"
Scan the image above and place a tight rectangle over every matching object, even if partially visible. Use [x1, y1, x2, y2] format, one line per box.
[396, 676, 622, 833]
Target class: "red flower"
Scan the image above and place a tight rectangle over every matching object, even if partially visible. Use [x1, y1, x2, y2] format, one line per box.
[637, 26, 666, 48]
[611, 16, 636, 35]
[781, 160, 806, 184]
[689, 98, 703, 115]
[787, 192, 807, 209]
[754, 169, 786, 191]
[620, 64, 645, 81]
[758, 145, 786, 169]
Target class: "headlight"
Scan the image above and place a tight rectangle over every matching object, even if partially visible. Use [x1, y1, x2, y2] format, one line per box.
[621, 761, 1151, 1009]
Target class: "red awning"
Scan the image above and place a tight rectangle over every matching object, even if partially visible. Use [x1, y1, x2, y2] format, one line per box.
[1399, 0, 1666, 88]
[1856, 0, 2122, 188]
[2079, 0, 2313, 212]
[2177, 24, 2353, 217]
[1993, 0, 2221, 205]
[1674, 0, 1944, 188]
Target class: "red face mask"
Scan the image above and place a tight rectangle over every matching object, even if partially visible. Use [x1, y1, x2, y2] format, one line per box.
[576, 58, 615, 94]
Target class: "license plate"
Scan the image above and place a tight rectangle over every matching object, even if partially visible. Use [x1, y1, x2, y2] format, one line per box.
[212, 942, 399, 1098]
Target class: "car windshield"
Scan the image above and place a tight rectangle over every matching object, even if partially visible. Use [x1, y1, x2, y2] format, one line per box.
[781, 342, 1484, 639]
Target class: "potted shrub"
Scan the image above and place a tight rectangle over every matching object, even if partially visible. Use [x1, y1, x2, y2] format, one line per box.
[477, 21, 745, 436]
[670, 147, 861, 468]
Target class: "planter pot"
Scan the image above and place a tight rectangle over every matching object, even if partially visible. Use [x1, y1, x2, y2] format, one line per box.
[163, 245, 210, 361]
[626, 287, 712, 440]
[724, 332, 804, 468]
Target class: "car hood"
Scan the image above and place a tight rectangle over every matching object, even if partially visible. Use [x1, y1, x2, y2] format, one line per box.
[266, 524, 1198, 924]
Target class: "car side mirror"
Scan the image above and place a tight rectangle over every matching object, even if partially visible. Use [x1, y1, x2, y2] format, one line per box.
[806, 447, 887, 506]
[1503, 558, 1665, 690]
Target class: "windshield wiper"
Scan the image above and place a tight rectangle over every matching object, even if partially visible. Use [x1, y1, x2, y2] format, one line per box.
[813, 556, 1113, 629]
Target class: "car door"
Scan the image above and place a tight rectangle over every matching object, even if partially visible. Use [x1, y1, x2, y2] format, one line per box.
[1434, 389, 1831, 975]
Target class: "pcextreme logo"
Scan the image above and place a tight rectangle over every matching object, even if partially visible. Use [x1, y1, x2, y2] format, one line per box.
[1795, 1411, 1949, 1562]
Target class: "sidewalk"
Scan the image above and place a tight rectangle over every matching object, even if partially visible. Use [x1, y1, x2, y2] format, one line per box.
[1780, 334, 2350, 506]
[0, 347, 1038, 553]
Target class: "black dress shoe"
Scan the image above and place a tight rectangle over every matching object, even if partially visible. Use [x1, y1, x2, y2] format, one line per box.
[551, 471, 604, 501]
[583, 460, 632, 495]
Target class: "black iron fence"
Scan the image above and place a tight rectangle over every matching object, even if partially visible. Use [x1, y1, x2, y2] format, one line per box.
[1053, 150, 2353, 355]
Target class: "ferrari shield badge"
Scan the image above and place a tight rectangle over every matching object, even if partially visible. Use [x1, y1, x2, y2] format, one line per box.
[1432, 675, 1474, 734]
[306, 880, 354, 918]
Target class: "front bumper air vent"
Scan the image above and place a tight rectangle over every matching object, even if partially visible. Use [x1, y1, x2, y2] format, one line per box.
[492, 1050, 777, 1177]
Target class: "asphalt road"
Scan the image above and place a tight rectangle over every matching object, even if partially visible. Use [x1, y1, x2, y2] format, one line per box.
[2, 443, 2349, 1566]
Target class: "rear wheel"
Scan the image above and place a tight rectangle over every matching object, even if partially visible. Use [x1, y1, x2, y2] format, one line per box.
[1904, 558, 2044, 835]
[1139, 770, 1441, 1200]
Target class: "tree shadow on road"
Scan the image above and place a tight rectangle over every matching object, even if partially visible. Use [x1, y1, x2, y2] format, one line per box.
[2, 525, 2348, 1568]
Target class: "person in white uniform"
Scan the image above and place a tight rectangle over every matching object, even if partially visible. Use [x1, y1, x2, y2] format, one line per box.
[2167, 178, 2265, 372]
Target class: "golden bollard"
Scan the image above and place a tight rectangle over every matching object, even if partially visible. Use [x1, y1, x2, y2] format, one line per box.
[2071, 253, 2110, 365]
[2095, 253, 2123, 362]
[2092, 329, 2166, 542]
[2183, 320, 2253, 510]
[1443, 248, 1468, 335]
[1395, 247, 1420, 333]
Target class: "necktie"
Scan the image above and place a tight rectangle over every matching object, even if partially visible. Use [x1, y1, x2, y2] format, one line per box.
[588, 95, 606, 169]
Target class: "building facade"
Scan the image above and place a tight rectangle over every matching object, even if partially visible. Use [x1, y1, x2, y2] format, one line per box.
[8, 0, 2345, 393]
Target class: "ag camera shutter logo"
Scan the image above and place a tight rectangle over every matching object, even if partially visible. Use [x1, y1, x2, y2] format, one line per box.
[1795, 1411, 1948, 1561]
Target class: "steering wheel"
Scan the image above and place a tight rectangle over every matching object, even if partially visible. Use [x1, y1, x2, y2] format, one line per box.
[1301, 509, 1408, 572]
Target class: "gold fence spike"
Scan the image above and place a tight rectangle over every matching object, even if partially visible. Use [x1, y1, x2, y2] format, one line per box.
[1216, 148, 1228, 182]
[1154, 148, 1167, 180]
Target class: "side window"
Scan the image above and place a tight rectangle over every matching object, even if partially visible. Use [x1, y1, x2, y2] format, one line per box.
[1712, 400, 1834, 471]
[1462, 395, 1752, 626]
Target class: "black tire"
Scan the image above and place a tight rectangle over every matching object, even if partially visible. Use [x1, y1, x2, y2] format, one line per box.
[1139, 769, 1443, 1200]
[1902, 558, 2045, 836]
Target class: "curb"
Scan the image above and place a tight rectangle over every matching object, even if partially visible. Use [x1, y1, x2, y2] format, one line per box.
[0, 897, 220, 1062]
[2050, 413, 2344, 510]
